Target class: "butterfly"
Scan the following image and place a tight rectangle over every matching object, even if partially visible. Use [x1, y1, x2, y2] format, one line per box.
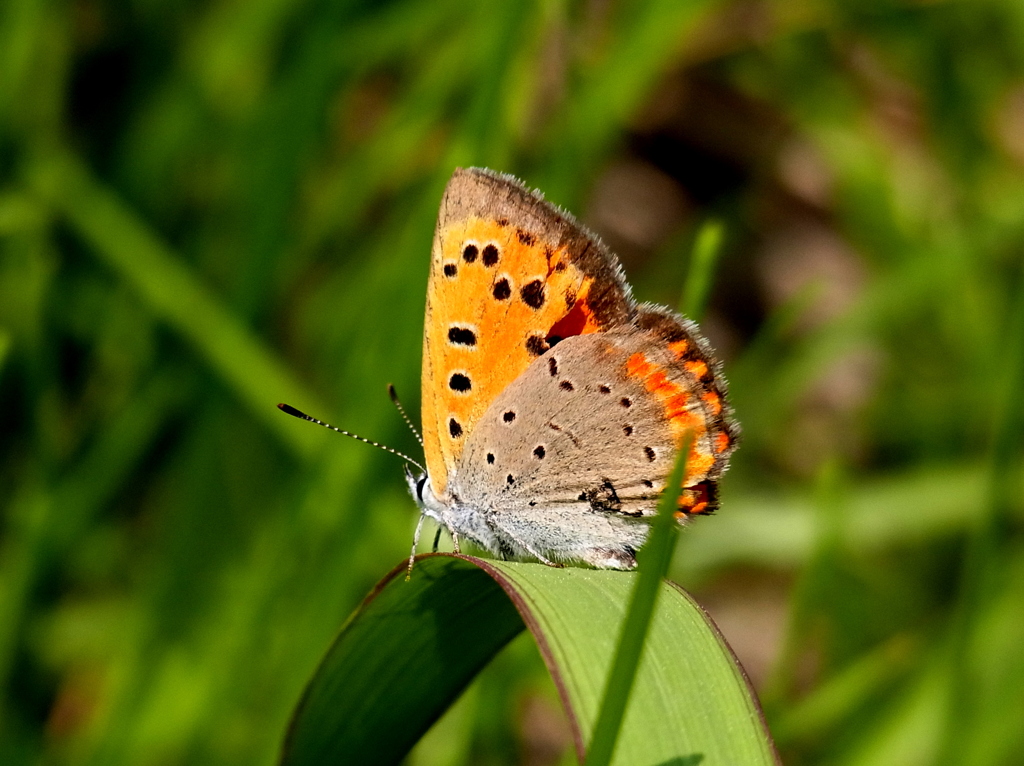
[406, 168, 737, 570]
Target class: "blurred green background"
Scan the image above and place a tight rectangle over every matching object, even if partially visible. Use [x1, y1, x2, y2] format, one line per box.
[2, 0, 1024, 764]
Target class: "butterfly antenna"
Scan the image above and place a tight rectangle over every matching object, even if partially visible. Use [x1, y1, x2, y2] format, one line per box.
[277, 403, 425, 473]
[387, 384, 423, 447]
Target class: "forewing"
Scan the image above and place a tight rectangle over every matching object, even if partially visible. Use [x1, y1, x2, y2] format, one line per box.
[421, 168, 634, 495]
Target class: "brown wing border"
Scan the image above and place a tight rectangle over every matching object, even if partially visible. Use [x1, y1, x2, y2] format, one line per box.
[443, 167, 636, 331]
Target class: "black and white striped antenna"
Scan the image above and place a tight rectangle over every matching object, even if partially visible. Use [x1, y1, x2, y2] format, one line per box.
[387, 384, 423, 446]
[277, 403, 425, 473]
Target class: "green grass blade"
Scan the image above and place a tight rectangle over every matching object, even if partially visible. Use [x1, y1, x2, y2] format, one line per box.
[939, 270, 1024, 764]
[282, 551, 777, 766]
[0, 326, 10, 375]
[679, 220, 724, 322]
[24, 149, 326, 459]
[585, 435, 691, 766]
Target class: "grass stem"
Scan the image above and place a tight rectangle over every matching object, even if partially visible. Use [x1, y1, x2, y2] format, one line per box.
[585, 433, 693, 766]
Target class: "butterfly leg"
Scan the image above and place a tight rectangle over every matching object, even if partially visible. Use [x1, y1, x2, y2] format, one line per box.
[406, 512, 428, 580]
[450, 529, 461, 554]
[431, 526, 442, 553]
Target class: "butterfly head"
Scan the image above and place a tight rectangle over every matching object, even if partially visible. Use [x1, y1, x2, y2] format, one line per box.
[404, 464, 447, 526]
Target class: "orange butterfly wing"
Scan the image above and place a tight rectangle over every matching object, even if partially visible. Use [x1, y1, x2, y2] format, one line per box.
[421, 168, 633, 496]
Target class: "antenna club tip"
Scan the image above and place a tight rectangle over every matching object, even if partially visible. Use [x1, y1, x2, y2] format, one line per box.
[278, 403, 305, 418]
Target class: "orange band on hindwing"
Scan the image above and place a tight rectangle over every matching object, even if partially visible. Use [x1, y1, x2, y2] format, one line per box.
[624, 351, 720, 482]
[675, 481, 717, 517]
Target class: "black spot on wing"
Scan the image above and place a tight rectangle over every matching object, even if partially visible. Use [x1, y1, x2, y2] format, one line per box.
[584, 479, 622, 512]
[447, 326, 476, 346]
[520, 279, 545, 309]
[493, 278, 511, 301]
[449, 373, 471, 392]
[526, 334, 548, 357]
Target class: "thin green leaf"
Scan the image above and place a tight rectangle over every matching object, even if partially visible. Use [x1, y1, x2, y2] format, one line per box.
[24, 150, 327, 459]
[939, 269, 1024, 765]
[281, 556, 523, 766]
[585, 434, 691, 766]
[679, 220, 724, 322]
[0, 327, 10, 375]
[282, 552, 777, 766]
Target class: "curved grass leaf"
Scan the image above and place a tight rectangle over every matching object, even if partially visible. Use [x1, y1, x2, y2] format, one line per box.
[281, 554, 776, 766]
